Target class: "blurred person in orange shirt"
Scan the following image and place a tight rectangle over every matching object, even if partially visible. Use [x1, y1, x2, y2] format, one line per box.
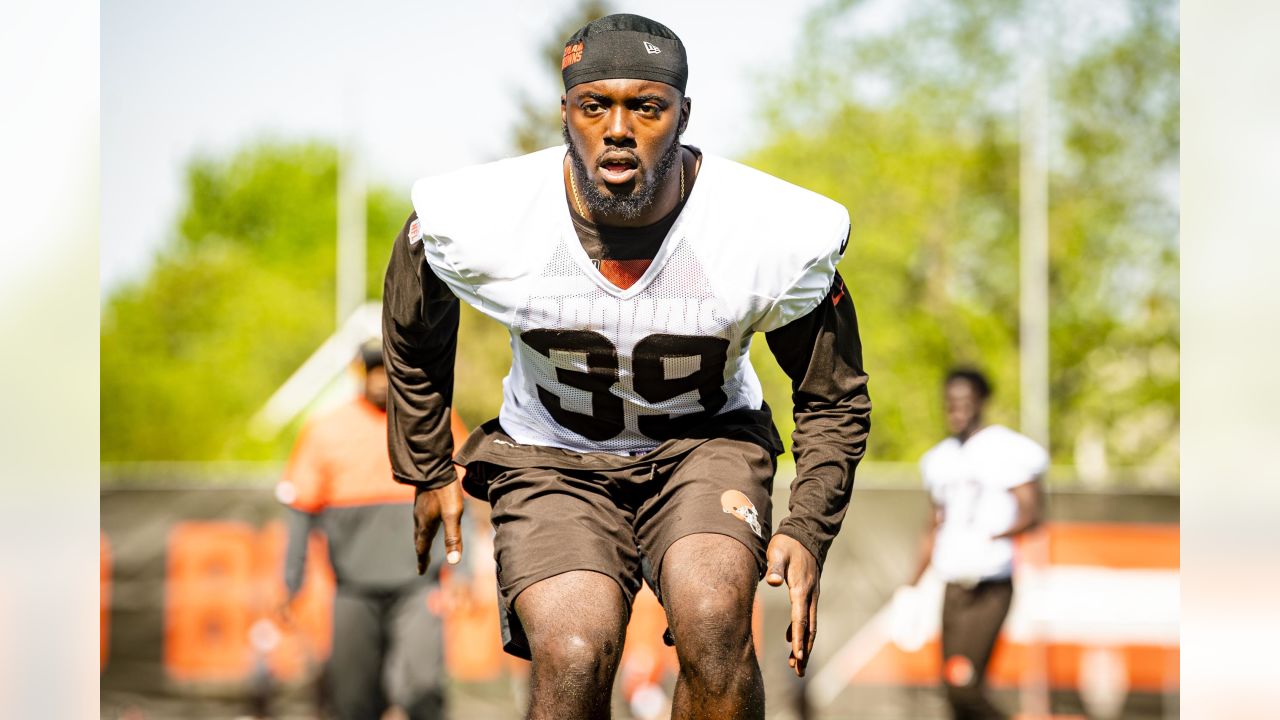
[277, 341, 464, 720]
[905, 367, 1046, 720]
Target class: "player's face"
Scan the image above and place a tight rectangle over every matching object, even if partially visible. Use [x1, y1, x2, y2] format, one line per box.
[944, 380, 984, 438]
[364, 365, 388, 411]
[562, 79, 689, 222]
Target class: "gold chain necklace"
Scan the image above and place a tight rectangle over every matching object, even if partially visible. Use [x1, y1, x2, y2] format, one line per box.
[568, 154, 685, 218]
[568, 160, 588, 217]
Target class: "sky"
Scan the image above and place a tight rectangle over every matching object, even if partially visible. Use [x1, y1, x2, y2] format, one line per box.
[101, 0, 825, 291]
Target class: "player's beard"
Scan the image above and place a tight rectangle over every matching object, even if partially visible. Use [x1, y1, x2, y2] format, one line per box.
[564, 124, 682, 222]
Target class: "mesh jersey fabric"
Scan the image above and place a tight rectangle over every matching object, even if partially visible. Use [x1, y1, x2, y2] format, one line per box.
[410, 146, 850, 454]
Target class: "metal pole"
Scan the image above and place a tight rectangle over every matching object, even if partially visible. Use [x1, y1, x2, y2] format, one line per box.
[336, 107, 366, 329]
[1019, 14, 1050, 450]
[1018, 4, 1052, 718]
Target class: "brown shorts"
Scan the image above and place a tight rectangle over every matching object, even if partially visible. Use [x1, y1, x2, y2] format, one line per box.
[463, 429, 778, 659]
[941, 578, 1014, 703]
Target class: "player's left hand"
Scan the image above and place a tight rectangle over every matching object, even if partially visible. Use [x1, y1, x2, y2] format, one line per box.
[765, 534, 820, 677]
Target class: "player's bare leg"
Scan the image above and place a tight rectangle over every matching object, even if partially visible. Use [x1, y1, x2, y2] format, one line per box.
[515, 570, 629, 720]
[661, 533, 764, 720]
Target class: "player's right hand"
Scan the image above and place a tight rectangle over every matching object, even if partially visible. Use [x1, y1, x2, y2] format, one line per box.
[414, 480, 465, 574]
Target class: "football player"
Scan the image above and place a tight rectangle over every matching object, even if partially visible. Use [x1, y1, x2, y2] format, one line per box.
[383, 14, 871, 719]
[906, 368, 1046, 720]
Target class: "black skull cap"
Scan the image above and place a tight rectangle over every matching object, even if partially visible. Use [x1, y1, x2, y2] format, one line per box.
[561, 13, 688, 93]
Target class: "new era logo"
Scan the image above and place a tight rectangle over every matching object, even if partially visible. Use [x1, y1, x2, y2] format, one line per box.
[643, 41, 661, 54]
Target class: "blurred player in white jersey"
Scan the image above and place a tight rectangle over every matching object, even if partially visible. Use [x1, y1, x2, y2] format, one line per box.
[906, 368, 1047, 720]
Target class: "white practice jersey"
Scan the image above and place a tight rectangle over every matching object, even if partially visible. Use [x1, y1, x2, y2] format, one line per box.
[410, 146, 850, 454]
[921, 425, 1049, 583]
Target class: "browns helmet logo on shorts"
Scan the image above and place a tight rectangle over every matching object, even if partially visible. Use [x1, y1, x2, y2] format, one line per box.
[720, 490, 762, 538]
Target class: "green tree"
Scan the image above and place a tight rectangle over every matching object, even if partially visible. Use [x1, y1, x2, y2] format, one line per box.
[101, 141, 409, 461]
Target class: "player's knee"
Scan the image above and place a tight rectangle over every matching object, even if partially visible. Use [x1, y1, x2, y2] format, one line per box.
[685, 591, 750, 638]
[675, 636, 752, 696]
[534, 631, 621, 684]
[671, 594, 753, 679]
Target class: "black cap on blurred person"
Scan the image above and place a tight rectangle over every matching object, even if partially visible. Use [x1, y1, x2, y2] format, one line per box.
[359, 340, 384, 372]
